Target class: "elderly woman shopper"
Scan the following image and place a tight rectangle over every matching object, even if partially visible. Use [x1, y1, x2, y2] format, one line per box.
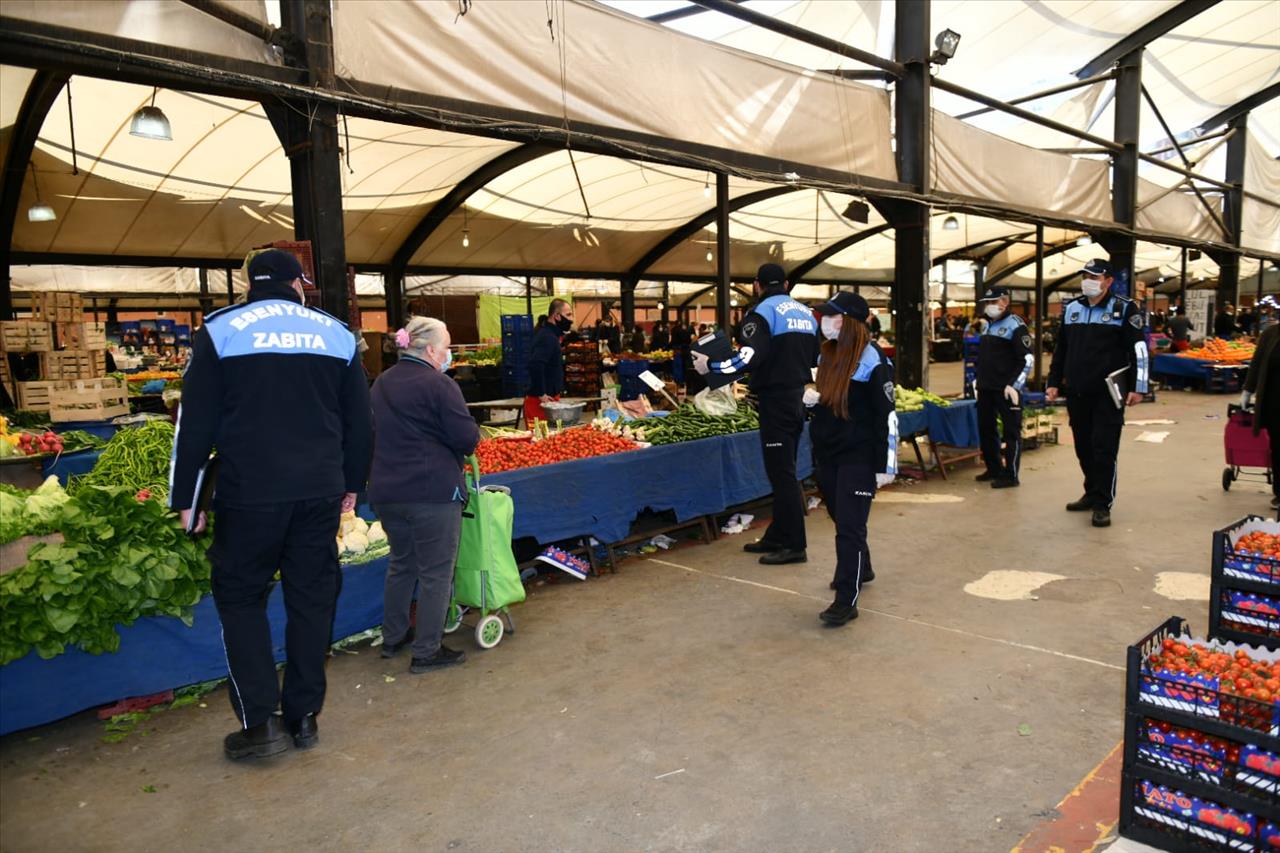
[370, 316, 479, 673]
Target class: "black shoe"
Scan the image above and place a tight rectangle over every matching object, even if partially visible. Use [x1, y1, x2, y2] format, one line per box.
[1065, 495, 1095, 512]
[1270, 496, 1279, 509]
[1091, 508, 1111, 528]
[380, 628, 415, 658]
[743, 539, 784, 554]
[991, 477, 1020, 489]
[288, 713, 319, 750]
[975, 470, 999, 482]
[410, 645, 466, 674]
[819, 603, 858, 626]
[224, 717, 289, 760]
[758, 548, 807, 565]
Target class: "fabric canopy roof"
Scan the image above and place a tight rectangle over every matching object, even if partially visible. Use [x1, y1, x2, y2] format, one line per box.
[2, 0, 1277, 297]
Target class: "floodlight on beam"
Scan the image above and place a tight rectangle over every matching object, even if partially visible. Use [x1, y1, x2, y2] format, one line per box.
[930, 29, 961, 65]
[842, 199, 870, 224]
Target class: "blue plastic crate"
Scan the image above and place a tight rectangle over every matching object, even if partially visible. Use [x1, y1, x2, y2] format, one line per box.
[501, 314, 533, 334]
[1021, 391, 1047, 407]
[617, 359, 651, 377]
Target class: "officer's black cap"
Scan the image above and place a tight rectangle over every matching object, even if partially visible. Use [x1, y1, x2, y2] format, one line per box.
[1081, 258, 1113, 277]
[248, 249, 311, 287]
[815, 291, 870, 321]
[756, 263, 787, 289]
[979, 286, 1011, 301]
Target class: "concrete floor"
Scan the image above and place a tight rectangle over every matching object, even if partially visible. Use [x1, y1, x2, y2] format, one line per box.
[0, 367, 1266, 853]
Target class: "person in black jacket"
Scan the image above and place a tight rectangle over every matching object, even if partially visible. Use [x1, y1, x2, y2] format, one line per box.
[1046, 258, 1149, 528]
[651, 320, 671, 351]
[693, 263, 819, 565]
[524, 299, 572, 425]
[808, 292, 897, 626]
[974, 286, 1034, 488]
[169, 249, 373, 760]
[370, 316, 480, 674]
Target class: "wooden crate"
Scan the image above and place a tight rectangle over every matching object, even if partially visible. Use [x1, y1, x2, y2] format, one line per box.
[39, 350, 105, 380]
[0, 320, 53, 352]
[49, 378, 128, 423]
[16, 381, 56, 413]
[0, 353, 13, 402]
[57, 322, 107, 351]
[30, 292, 84, 324]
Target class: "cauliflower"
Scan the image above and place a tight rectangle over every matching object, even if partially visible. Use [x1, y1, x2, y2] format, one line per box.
[339, 512, 369, 538]
[343, 531, 369, 554]
[367, 521, 386, 544]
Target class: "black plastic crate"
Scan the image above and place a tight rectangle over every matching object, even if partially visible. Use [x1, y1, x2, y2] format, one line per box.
[1125, 618, 1280, 750]
[1213, 517, 1280, 593]
[1128, 714, 1278, 812]
[1121, 771, 1279, 852]
[1211, 587, 1280, 653]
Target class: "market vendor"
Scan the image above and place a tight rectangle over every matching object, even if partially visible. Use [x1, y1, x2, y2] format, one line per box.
[692, 262, 818, 565]
[1046, 258, 1149, 528]
[808, 291, 897, 626]
[370, 316, 480, 672]
[169, 248, 373, 760]
[525, 299, 573, 425]
[974, 286, 1033, 489]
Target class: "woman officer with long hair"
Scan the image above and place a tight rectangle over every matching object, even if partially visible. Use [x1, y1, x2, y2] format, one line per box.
[807, 292, 898, 627]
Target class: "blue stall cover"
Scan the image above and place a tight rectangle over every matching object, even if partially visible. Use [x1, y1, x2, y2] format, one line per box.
[1153, 353, 1214, 379]
[482, 427, 813, 545]
[925, 400, 980, 448]
[0, 556, 388, 735]
[41, 448, 102, 486]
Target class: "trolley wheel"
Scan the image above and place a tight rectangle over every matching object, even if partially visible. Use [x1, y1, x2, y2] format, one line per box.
[443, 603, 463, 634]
[502, 609, 516, 635]
[476, 614, 504, 649]
[1222, 467, 1234, 491]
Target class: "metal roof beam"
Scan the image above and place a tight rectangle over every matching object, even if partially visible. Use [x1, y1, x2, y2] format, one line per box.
[1197, 82, 1280, 134]
[789, 224, 892, 283]
[647, 3, 730, 24]
[1074, 0, 1220, 79]
[986, 240, 1081, 286]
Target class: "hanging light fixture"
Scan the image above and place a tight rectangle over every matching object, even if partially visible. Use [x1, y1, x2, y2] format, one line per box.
[942, 215, 959, 231]
[1076, 235, 1093, 247]
[703, 174, 711, 198]
[461, 206, 470, 248]
[129, 87, 172, 141]
[462, 231, 470, 248]
[26, 163, 55, 223]
[706, 249, 714, 263]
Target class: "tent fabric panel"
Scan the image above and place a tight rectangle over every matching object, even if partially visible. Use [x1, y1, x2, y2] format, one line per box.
[932, 111, 1112, 223]
[1136, 177, 1224, 245]
[331, 0, 896, 182]
[1242, 132, 1280, 256]
[2, 0, 278, 66]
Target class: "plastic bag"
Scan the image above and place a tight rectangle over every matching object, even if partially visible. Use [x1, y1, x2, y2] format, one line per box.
[693, 385, 739, 416]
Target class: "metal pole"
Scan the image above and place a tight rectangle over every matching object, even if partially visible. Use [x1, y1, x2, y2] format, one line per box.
[385, 268, 404, 332]
[1034, 224, 1045, 388]
[1179, 248, 1188, 313]
[525, 275, 532, 317]
[225, 268, 235, 305]
[715, 172, 730, 331]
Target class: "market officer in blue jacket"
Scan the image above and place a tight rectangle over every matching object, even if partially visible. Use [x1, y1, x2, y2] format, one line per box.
[974, 286, 1034, 488]
[692, 263, 818, 565]
[1046, 258, 1150, 528]
[524, 298, 573, 425]
[808, 291, 897, 626]
[169, 249, 373, 760]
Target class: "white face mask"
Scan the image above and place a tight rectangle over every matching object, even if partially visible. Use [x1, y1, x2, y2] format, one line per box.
[983, 303, 1003, 319]
[1081, 278, 1104, 298]
[820, 315, 842, 340]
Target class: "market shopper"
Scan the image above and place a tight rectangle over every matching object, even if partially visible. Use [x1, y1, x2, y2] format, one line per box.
[1214, 303, 1237, 339]
[525, 299, 573, 425]
[1167, 306, 1194, 352]
[169, 249, 373, 760]
[370, 316, 480, 672]
[808, 291, 897, 626]
[1241, 321, 1280, 510]
[1046, 259, 1150, 528]
[974, 286, 1034, 488]
[692, 263, 818, 565]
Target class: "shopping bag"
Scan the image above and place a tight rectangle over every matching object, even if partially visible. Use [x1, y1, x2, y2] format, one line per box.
[454, 456, 526, 610]
[693, 384, 739, 416]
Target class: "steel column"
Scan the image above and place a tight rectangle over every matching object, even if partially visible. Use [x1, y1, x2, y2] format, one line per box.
[1107, 48, 1142, 287]
[1218, 113, 1248, 310]
[1033, 224, 1045, 388]
[385, 268, 404, 332]
[226, 268, 235, 305]
[197, 267, 212, 318]
[715, 173, 730, 331]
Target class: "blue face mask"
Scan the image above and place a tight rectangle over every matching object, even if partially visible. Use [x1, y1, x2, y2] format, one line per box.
[439, 348, 453, 373]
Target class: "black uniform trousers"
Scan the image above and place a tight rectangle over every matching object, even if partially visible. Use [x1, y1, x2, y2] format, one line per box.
[756, 389, 807, 551]
[209, 495, 343, 728]
[977, 389, 1022, 479]
[815, 461, 874, 606]
[1065, 393, 1124, 509]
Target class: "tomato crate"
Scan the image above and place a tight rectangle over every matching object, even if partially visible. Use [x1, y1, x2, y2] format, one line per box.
[1125, 617, 1280, 749]
[1128, 715, 1278, 811]
[1120, 771, 1279, 852]
[1212, 587, 1280, 652]
[1215, 517, 1280, 592]
[0, 320, 53, 352]
[39, 350, 105, 380]
[48, 378, 128, 423]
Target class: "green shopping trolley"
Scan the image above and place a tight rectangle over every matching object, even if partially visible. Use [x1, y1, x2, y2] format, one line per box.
[443, 454, 525, 649]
